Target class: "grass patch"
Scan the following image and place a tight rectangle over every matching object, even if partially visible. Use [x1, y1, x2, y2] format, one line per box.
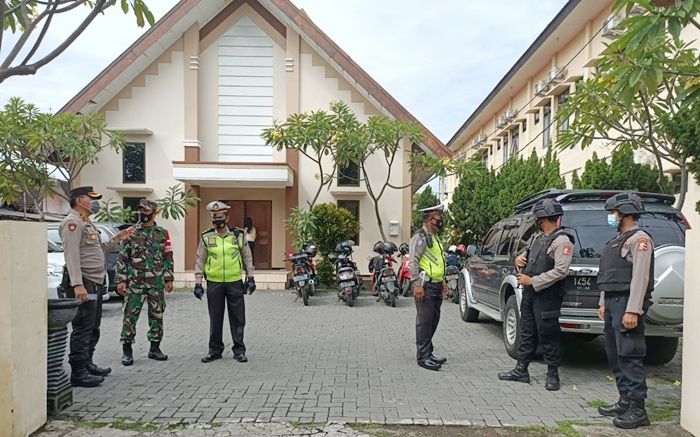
[290, 420, 301, 428]
[290, 421, 326, 430]
[647, 399, 682, 422]
[348, 422, 384, 431]
[556, 420, 583, 437]
[211, 421, 223, 428]
[586, 399, 607, 409]
[75, 420, 109, 429]
[110, 418, 159, 432]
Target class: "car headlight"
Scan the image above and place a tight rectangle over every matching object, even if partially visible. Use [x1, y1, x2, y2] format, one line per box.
[47, 264, 63, 277]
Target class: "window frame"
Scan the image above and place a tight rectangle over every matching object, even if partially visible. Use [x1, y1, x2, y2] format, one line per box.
[542, 105, 552, 148]
[337, 199, 360, 243]
[122, 142, 146, 184]
[557, 90, 570, 133]
[480, 227, 503, 259]
[337, 161, 360, 187]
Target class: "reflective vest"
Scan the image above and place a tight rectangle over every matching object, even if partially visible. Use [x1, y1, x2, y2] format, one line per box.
[419, 231, 446, 281]
[202, 228, 245, 283]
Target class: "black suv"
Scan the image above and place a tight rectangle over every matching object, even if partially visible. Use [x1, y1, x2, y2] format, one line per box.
[458, 190, 687, 365]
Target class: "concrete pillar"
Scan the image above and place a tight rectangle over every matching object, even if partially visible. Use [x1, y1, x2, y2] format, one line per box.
[285, 27, 300, 254]
[681, 227, 700, 435]
[0, 222, 48, 437]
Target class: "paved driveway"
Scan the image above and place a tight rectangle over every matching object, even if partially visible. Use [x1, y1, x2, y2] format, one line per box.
[62, 290, 681, 427]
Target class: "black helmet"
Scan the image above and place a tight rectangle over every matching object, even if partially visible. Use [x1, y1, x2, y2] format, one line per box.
[605, 191, 645, 215]
[383, 241, 398, 254]
[372, 241, 384, 254]
[399, 242, 409, 255]
[531, 198, 564, 218]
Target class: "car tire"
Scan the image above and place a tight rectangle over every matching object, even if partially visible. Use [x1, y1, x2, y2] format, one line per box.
[459, 273, 479, 323]
[644, 336, 679, 365]
[503, 295, 520, 359]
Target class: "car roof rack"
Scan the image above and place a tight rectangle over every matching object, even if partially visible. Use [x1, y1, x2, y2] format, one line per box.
[514, 189, 676, 212]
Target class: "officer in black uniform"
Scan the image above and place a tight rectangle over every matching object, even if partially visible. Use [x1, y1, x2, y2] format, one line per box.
[408, 204, 448, 371]
[498, 198, 573, 391]
[596, 192, 653, 429]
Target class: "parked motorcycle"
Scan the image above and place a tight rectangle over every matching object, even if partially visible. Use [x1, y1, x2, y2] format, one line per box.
[287, 243, 318, 306]
[372, 241, 399, 307]
[329, 240, 361, 307]
[398, 242, 412, 297]
[445, 244, 467, 304]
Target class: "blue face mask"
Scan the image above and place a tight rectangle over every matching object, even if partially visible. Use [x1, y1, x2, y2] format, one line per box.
[607, 214, 619, 229]
[89, 200, 101, 215]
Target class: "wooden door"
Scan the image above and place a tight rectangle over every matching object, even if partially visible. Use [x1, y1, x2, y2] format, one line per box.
[245, 201, 272, 269]
[226, 201, 245, 228]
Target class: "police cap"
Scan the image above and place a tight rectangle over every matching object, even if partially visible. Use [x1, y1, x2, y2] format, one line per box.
[419, 204, 444, 218]
[206, 201, 230, 220]
[69, 186, 102, 200]
[531, 198, 563, 219]
[604, 191, 645, 215]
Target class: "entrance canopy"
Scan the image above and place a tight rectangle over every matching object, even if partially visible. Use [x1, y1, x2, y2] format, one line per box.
[173, 162, 294, 188]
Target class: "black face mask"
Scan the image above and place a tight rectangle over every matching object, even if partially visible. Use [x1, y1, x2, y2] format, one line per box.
[139, 213, 153, 223]
[213, 219, 226, 229]
[431, 218, 444, 231]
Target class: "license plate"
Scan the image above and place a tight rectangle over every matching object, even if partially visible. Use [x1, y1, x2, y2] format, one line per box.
[294, 274, 308, 282]
[382, 276, 396, 283]
[339, 281, 355, 288]
[566, 276, 597, 292]
[446, 275, 458, 281]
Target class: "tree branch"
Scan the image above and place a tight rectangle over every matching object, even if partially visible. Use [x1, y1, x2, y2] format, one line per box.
[21, 0, 60, 66]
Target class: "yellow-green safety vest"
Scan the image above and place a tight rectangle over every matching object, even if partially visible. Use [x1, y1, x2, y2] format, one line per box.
[202, 229, 245, 283]
[419, 233, 446, 281]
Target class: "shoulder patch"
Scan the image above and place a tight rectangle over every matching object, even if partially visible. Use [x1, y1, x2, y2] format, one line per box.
[68, 223, 76, 232]
[637, 237, 650, 252]
[562, 244, 572, 256]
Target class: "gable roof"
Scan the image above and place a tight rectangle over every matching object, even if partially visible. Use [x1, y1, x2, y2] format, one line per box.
[60, 0, 450, 158]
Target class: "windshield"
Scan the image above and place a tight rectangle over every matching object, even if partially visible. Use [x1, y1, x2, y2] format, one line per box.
[48, 240, 63, 253]
[561, 209, 686, 258]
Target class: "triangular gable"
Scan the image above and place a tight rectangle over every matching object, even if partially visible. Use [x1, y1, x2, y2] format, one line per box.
[60, 0, 450, 157]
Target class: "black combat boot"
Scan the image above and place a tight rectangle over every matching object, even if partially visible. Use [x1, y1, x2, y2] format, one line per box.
[148, 341, 168, 361]
[70, 361, 104, 387]
[598, 396, 631, 417]
[86, 359, 112, 377]
[121, 343, 134, 366]
[613, 399, 650, 429]
[498, 361, 530, 383]
[545, 366, 560, 391]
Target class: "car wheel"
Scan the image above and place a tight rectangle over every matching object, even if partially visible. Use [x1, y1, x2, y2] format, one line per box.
[644, 336, 679, 365]
[459, 273, 479, 323]
[503, 295, 520, 359]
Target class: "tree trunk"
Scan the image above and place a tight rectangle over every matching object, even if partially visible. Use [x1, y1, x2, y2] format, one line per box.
[676, 167, 688, 210]
[372, 198, 387, 242]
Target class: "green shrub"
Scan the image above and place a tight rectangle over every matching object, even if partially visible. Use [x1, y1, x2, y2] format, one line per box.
[310, 203, 360, 256]
[316, 257, 334, 287]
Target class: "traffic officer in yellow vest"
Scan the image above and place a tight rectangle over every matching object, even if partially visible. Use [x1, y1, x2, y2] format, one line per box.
[596, 192, 653, 429]
[194, 201, 256, 363]
[409, 204, 448, 371]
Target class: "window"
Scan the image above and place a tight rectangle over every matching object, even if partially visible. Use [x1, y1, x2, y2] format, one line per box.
[480, 227, 502, 258]
[503, 135, 509, 163]
[557, 90, 570, 132]
[337, 200, 360, 242]
[496, 139, 501, 150]
[534, 111, 541, 125]
[542, 105, 552, 148]
[123, 143, 146, 183]
[511, 130, 519, 157]
[672, 173, 682, 194]
[481, 151, 488, 166]
[338, 161, 359, 187]
[516, 215, 538, 255]
[522, 120, 527, 132]
[497, 224, 518, 257]
[123, 196, 145, 223]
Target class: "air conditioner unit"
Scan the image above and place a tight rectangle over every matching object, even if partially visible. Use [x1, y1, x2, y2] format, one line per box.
[476, 133, 487, 144]
[496, 115, 506, 128]
[548, 67, 566, 83]
[602, 13, 623, 38]
[504, 108, 517, 120]
[534, 79, 549, 96]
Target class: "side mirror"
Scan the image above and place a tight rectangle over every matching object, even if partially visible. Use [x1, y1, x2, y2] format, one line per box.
[466, 245, 478, 257]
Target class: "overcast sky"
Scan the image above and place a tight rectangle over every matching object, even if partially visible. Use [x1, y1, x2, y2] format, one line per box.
[0, 0, 567, 145]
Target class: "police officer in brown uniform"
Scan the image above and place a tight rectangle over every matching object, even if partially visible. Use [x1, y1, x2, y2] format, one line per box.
[409, 204, 448, 371]
[498, 198, 573, 391]
[596, 192, 653, 429]
[60, 186, 133, 387]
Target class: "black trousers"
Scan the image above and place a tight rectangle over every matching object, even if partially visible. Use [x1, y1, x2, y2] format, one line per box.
[207, 280, 246, 355]
[415, 282, 443, 361]
[68, 278, 105, 366]
[248, 242, 255, 262]
[604, 293, 647, 400]
[517, 287, 562, 367]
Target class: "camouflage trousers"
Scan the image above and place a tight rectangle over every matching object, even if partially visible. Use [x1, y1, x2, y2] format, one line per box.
[120, 288, 166, 344]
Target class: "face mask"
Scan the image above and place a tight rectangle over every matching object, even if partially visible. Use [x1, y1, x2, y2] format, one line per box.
[432, 218, 444, 231]
[607, 214, 620, 229]
[213, 219, 226, 229]
[139, 213, 153, 223]
[89, 200, 101, 215]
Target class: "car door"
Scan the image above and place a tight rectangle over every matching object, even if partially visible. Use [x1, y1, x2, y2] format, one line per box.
[469, 225, 503, 308]
[487, 220, 519, 306]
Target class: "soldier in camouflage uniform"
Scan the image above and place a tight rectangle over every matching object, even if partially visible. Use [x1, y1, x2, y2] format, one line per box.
[116, 199, 174, 366]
